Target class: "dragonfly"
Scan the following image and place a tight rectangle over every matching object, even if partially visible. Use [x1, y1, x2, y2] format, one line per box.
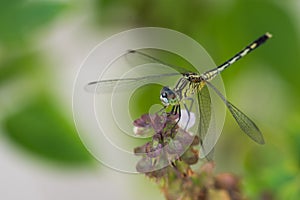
[87, 33, 272, 147]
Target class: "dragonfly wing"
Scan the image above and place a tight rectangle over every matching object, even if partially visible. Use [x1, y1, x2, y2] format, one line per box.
[197, 84, 216, 160]
[197, 84, 211, 140]
[127, 49, 193, 74]
[85, 78, 142, 93]
[85, 73, 180, 93]
[206, 81, 265, 144]
[226, 101, 265, 144]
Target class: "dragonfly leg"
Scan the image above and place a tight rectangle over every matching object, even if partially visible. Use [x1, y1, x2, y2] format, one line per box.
[159, 106, 167, 113]
[176, 104, 181, 118]
[170, 105, 176, 115]
[169, 105, 181, 133]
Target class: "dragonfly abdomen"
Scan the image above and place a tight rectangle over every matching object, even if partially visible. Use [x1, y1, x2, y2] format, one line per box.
[215, 32, 272, 73]
[199, 32, 272, 82]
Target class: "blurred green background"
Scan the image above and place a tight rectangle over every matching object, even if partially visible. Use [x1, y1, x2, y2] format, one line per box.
[0, 0, 299, 199]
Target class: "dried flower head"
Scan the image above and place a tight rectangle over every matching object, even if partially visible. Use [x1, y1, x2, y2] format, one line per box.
[133, 111, 245, 200]
[133, 112, 199, 175]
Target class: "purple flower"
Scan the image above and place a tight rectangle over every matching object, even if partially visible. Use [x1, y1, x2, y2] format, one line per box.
[133, 113, 168, 136]
[133, 110, 200, 174]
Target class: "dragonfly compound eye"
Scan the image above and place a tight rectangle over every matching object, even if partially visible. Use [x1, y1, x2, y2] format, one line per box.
[160, 93, 169, 106]
[160, 87, 177, 106]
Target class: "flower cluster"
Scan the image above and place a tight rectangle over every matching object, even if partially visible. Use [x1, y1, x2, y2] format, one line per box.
[133, 112, 245, 200]
[133, 113, 199, 178]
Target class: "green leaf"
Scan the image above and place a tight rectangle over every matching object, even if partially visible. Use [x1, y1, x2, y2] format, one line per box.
[3, 94, 93, 165]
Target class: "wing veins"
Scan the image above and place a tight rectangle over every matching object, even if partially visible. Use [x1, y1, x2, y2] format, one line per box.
[205, 81, 265, 144]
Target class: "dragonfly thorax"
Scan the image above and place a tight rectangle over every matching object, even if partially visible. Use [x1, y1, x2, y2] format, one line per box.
[160, 87, 179, 106]
[174, 75, 206, 99]
[183, 72, 203, 83]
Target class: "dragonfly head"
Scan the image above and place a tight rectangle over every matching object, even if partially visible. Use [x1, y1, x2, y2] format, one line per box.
[160, 87, 178, 106]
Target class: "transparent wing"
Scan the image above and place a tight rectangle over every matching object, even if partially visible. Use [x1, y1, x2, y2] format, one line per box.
[197, 84, 211, 140]
[85, 72, 181, 93]
[206, 81, 265, 145]
[85, 49, 192, 93]
[196, 84, 215, 160]
[127, 49, 192, 74]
